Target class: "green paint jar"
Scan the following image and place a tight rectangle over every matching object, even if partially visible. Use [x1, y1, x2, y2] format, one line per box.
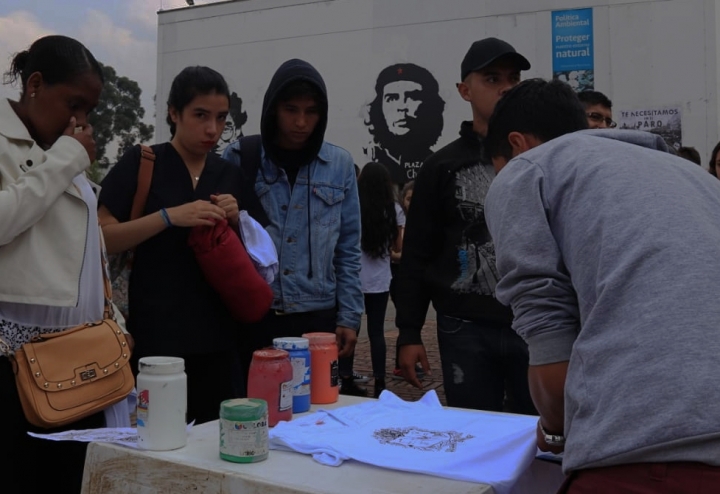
[219, 398, 269, 463]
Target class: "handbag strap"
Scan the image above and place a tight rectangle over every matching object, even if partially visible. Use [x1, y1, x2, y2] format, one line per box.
[123, 144, 156, 267]
[99, 227, 117, 321]
[104, 145, 153, 319]
[130, 145, 155, 221]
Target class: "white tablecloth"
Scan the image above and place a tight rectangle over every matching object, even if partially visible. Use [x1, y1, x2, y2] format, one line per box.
[81, 395, 565, 494]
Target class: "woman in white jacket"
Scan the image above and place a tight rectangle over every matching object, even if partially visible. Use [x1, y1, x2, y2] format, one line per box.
[0, 35, 105, 494]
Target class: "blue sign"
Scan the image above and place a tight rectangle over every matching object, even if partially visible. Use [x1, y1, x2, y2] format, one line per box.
[552, 8, 593, 73]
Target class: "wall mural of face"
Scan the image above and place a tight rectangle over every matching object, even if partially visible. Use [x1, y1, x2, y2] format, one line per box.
[382, 80, 423, 136]
[221, 113, 237, 142]
[364, 63, 445, 185]
[214, 91, 248, 155]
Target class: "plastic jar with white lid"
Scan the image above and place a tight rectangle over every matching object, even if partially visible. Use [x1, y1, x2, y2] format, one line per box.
[136, 356, 187, 451]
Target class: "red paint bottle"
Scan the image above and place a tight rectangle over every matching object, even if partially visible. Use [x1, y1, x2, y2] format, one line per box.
[247, 349, 293, 426]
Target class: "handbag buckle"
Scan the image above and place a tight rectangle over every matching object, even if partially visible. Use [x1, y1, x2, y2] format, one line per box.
[80, 369, 97, 381]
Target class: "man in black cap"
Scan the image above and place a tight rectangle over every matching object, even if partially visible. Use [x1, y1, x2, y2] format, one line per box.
[394, 38, 536, 414]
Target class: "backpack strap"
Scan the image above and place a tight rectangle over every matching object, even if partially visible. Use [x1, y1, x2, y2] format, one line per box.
[237, 135, 271, 227]
[130, 145, 155, 221]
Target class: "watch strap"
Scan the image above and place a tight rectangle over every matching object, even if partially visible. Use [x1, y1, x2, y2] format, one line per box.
[539, 420, 566, 446]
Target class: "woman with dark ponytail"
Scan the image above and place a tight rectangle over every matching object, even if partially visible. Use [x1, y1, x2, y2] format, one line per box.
[357, 162, 404, 397]
[0, 35, 105, 493]
[98, 66, 263, 424]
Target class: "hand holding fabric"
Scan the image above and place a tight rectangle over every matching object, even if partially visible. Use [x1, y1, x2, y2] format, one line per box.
[211, 194, 239, 226]
[168, 200, 225, 227]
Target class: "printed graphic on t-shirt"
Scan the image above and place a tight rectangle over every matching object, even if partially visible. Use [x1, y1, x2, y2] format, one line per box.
[373, 426, 474, 452]
[451, 165, 500, 296]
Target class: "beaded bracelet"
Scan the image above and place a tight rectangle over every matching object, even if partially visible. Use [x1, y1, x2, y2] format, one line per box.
[159, 208, 173, 228]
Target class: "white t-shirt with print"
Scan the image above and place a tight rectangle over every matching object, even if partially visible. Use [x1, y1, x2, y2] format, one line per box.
[269, 390, 538, 494]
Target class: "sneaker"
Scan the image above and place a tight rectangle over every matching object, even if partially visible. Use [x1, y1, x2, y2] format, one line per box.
[352, 371, 371, 383]
[340, 377, 368, 397]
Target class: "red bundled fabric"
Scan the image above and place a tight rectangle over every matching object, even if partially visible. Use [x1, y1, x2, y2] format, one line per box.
[188, 219, 273, 323]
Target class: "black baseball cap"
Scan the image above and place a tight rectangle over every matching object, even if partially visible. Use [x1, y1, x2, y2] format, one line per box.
[461, 38, 531, 80]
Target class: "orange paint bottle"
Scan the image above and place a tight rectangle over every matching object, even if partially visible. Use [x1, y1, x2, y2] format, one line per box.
[302, 332, 340, 404]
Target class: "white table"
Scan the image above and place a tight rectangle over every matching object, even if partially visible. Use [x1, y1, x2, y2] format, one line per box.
[81, 396, 564, 494]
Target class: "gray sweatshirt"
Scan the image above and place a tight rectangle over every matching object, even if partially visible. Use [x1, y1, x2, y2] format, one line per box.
[485, 129, 720, 473]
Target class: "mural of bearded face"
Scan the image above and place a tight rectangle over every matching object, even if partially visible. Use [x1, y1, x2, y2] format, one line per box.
[364, 63, 445, 185]
[382, 80, 423, 136]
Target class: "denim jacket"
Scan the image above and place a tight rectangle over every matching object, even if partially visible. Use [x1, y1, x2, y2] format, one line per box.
[224, 140, 363, 331]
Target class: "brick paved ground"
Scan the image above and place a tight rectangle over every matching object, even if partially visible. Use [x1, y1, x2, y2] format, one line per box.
[351, 302, 446, 405]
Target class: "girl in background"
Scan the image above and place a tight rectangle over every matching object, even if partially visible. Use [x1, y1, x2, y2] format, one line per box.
[390, 179, 413, 267]
[358, 162, 404, 397]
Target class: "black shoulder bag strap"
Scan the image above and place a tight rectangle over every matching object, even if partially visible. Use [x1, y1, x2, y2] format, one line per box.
[236, 134, 271, 227]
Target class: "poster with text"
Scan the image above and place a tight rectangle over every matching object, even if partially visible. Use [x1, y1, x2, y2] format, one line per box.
[552, 8, 594, 92]
[618, 106, 682, 151]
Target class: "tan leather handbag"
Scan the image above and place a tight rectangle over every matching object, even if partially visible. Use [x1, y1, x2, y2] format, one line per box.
[1, 249, 134, 429]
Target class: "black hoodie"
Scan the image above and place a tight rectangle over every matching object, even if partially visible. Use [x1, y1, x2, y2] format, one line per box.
[257, 59, 329, 281]
[395, 121, 513, 346]
[260, 59, 328, 177]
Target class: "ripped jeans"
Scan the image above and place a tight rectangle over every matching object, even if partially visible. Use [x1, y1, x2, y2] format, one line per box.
[436, 313, 536, 415]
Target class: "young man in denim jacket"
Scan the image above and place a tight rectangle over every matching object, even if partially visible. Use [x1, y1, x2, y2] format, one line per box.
[224, 59, 365, 395]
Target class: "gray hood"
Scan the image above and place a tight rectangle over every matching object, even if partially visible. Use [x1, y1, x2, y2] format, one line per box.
[576, 128, 670, 153]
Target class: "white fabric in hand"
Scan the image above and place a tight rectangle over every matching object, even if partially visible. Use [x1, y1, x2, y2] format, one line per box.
[238, 210, 279, 284]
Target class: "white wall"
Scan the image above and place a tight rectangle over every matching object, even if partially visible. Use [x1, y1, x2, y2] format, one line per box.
[157, 0, 719, 165]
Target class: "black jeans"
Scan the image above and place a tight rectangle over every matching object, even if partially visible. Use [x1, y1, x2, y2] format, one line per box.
[436, 313, 536, 414]
[363, 292, 389, 379]
[0, 356, 105, 494]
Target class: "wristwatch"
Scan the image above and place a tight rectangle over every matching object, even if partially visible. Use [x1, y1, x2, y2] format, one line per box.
[538, 420, 566, 447]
